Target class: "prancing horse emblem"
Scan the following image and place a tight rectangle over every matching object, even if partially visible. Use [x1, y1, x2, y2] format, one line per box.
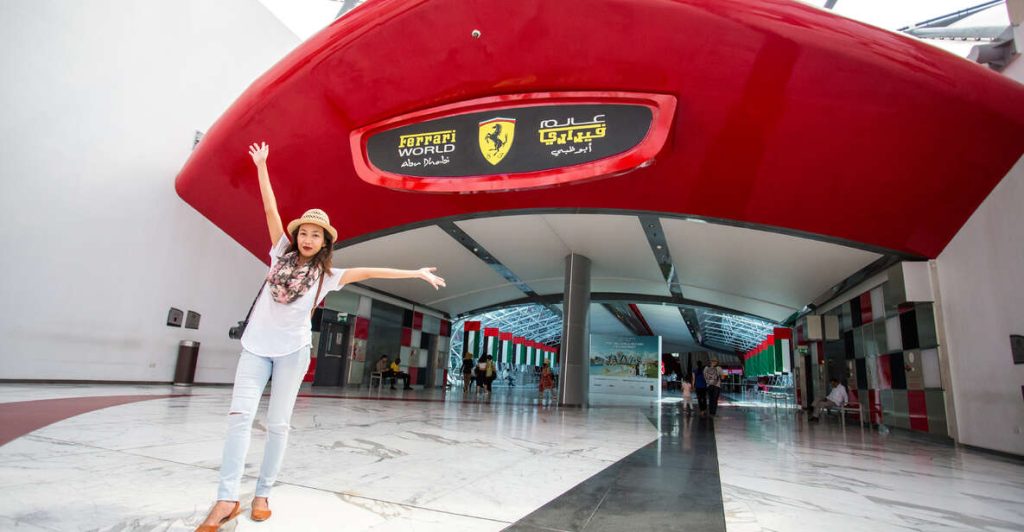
[478, 117, 516, 165]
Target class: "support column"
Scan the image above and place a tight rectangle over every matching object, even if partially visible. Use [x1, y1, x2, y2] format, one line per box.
[559, 254, 591, 407]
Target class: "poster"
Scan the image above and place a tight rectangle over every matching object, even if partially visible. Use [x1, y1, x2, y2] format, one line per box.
[589, 334, 662, 402]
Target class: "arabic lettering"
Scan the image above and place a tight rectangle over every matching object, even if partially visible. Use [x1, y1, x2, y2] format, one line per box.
[538, 114, 607, 146]
[550, 143, 594, 157]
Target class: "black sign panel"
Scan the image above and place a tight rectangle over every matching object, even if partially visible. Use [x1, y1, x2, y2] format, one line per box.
[365, 104, 653, 178]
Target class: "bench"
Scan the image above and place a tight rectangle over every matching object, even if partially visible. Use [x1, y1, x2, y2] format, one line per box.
[369, 371, 394, 389]
[823, 402, 863, 428]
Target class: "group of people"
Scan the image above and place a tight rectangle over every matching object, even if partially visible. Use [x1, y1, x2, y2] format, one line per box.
[460, 353, 498, 395]
[373, 354, 413, 390]
[678, 358, 723, 417]
[459, 352, 557, 400]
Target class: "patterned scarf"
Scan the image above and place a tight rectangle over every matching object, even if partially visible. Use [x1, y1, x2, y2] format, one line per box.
[266, 251, 320, 305]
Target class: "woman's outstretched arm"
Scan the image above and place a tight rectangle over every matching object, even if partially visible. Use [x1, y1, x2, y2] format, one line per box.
[248, 142, 285, 245]
[341, 267, 446, 290]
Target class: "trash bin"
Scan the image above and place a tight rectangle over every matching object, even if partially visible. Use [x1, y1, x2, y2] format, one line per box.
[174, 340, 200, 386]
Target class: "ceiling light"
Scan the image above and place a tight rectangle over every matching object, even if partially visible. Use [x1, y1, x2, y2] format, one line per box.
[684, 218, 707, 224]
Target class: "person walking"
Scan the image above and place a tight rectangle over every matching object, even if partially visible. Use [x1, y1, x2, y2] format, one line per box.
[680, 375, 694, 414]
[481, 355, 497, 394]
[703, 358, 723, 417]
[693, 361, 708, 417]
[461, 350, 475, 394]
[196, 142, 446, 531]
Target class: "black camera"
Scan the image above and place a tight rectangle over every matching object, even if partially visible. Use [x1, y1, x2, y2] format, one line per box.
[228, 320, 247, 340]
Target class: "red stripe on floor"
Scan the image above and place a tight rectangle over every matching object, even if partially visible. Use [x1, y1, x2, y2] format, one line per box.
[0, 395, 182, 447]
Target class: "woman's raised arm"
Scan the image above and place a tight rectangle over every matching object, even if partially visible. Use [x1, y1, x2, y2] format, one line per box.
[340, 267, 446, 290]
[248, 142, 285, 245]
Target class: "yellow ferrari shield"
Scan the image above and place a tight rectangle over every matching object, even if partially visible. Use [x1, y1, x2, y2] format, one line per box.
[478, 117, 516, 166]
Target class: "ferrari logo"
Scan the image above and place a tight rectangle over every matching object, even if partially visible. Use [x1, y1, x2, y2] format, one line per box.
[478, 117, 515, 165]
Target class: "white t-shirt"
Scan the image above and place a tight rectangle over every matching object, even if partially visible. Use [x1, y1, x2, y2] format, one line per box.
[241, 235, 346, 357]
[827, 383, 849, 406]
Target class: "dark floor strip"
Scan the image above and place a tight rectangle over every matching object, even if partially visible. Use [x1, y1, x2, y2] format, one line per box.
[0, 394, 183, 446]
[505, 405, 727, 532]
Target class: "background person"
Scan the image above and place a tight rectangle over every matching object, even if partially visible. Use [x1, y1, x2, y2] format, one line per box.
[538, 360, 555, 400]
[461, 351, 475, 394]
[680, 375, 694, 414]
[693, 360, 708, 417]
[703, 358, 723, 417]
[809, 379, 849, 422]
[374, 355, 391, 387]
[389, 357, 413, 390]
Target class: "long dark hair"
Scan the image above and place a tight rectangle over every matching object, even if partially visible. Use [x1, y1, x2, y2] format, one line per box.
[287, 226, 334, 277]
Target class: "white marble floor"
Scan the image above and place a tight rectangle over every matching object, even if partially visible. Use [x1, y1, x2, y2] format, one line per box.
[2, 385, 1023, 532]
[716, 408, 1024, 532]
[0, 384, 658, 531]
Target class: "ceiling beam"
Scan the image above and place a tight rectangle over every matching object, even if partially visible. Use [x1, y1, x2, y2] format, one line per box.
[436, 220, 562, 317]
[461, 292, 780, 323]
[333, 208, 925, 261]
[897, 0, 1004, 31]
[601, 302, 651, 336]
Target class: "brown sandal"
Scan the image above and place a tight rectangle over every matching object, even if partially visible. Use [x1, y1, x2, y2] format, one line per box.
[195, 501, 241, 531]
[251, 498, 272, 522]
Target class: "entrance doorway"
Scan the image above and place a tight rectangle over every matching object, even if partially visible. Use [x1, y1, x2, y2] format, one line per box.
[313, 314, 350, 387]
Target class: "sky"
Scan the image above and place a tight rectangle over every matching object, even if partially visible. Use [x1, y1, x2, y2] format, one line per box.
[256, 0, 1010, 56]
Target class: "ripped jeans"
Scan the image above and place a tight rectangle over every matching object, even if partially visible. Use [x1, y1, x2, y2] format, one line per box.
[217, 348, 310, 501]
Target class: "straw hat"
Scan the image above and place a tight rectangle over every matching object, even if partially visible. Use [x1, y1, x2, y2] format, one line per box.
[287, 209, 338, 242]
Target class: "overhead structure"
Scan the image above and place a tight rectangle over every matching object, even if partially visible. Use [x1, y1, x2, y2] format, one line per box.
[449, 304, 563, 360]
[696, 310, 776, 353]
[176, 0, 1024, 350]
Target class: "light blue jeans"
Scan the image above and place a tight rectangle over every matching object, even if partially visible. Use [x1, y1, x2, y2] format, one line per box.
[217, 348, 310, 500]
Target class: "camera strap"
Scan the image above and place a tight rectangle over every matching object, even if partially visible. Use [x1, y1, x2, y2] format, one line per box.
[242, 281, 266, 326]
[310, 272, 325, 319]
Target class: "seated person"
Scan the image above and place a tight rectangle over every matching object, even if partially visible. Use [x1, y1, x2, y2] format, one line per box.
[389, 357, 413, 390]
[374, 355, 392, 387]
[809, 379, 849, 421]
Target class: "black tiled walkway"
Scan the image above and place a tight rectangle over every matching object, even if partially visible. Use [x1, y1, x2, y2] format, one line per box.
[506, 405, 726, 532]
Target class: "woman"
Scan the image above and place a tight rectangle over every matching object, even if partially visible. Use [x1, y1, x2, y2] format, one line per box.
[461, 350, 475, 395]
[538, 361, 555, 400]
[693, 360, 708, 418]
[475, 356, 488, 395]
[197, 142, 446, 531]
[484, 355, 497, 393]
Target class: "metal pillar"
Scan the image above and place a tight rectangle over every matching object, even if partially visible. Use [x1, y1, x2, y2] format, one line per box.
[558, 254, 591, 407]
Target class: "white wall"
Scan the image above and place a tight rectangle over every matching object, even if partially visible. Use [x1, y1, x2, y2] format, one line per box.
[936, 149, 1024, 455]
[0, 1, 300, 383]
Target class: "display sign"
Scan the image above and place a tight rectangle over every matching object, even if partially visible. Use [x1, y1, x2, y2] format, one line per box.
[351, 92, 676, 193]
[588, 334, 663, 403]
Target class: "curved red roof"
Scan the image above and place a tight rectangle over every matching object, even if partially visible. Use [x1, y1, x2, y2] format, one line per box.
[176, 0, 1024, 260]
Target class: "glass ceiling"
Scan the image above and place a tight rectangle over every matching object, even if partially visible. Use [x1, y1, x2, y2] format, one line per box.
[448, 304, 563, 360]
[447, 302, 777, 358]
[695, 310, 776, 353]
